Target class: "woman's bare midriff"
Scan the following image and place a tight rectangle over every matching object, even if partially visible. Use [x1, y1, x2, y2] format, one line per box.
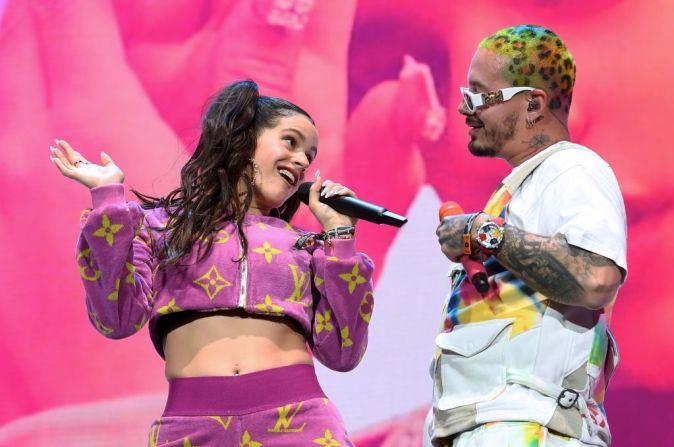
[162, 309, 313, 378]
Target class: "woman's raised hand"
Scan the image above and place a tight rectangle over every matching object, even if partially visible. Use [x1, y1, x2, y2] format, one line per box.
[308, 172, 358, 231]
[50, 139, 124, 189]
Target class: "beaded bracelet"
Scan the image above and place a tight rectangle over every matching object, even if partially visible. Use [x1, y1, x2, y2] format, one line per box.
[293, 226, 355, 249]
[325, 226, 355, 240]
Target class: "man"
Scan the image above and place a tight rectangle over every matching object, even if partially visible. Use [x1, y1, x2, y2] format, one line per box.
[427, 25, 627, 447]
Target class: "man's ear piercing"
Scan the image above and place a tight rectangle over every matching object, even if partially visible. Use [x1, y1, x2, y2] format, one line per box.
[527, 98, 538, 112]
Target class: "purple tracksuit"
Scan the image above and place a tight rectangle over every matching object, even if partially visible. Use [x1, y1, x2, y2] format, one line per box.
[76, 184, 375, 445]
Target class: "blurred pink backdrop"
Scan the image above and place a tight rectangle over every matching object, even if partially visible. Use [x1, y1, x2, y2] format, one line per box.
[1, 0, 672, 445]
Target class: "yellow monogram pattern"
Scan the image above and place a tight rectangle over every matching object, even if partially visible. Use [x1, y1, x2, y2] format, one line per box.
[214, 229, 231, 244]
[286, 264, 310, 306]
[340, 326, 353, 348]
[254, 295, 285, 314]
[338, 264, 366, 294]
[253, 241, 282, 264]
[268, 402, 307, 433]
[134, 314, 147, 331]
[124, 262, 135, 285]
[358, 291, 374, 323]
[107, 277, 120, 301]
[157, 297, 183, 314]
[88, 311, 113, 336]
[313, 429, 341, 446]
[194, 265, 232, 300]
[240, 430, 262, 447]
[148, 419, 160, 447]
[76, 248, 100, 281]
[315, 310, 334, 334]
[92, 214, 123, 246]
[210, 416, 233, 430]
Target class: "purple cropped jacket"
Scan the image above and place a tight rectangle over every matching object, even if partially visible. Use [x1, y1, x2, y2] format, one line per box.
[76, 184, 375, 371]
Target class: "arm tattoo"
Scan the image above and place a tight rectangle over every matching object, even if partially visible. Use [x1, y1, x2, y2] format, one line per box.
[437, 218, 465, 256]
[567, 244, 614, 267]
[495, 225, 618, 306]
[522, 132, 551, 150]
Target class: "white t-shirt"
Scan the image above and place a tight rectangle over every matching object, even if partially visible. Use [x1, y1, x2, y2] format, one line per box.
[428, 142, 627, 447]
[507, 141, 627, 274]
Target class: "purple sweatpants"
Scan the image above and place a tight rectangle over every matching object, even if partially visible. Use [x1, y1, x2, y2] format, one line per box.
[148, 364, 354, 446]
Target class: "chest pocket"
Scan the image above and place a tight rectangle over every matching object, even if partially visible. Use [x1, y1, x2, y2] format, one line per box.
[434, 318, 514, 410]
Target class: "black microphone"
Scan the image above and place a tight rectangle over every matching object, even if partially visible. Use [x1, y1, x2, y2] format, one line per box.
[296, 182, 408, 227]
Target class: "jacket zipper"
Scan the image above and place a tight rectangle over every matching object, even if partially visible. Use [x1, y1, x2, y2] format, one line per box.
[238, 239, 248, 308]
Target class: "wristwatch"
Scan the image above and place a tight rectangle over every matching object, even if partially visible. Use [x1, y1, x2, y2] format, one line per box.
[475, 217, 506, 254]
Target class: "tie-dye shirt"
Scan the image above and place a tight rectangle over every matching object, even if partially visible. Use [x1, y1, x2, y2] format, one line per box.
[76, 184, 375, 372]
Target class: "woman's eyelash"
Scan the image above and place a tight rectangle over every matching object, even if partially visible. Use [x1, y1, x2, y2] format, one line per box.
[283, 135, 314, 162]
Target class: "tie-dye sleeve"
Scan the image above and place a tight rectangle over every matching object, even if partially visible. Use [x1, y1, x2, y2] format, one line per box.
[76, 184, 159, 339]
[309, 238, 375, 372]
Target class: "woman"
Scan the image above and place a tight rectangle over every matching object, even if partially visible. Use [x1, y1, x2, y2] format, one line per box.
[50, 80, 374, 446]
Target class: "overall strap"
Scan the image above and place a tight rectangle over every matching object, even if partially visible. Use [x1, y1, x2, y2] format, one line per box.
[483, 142, 570, 217]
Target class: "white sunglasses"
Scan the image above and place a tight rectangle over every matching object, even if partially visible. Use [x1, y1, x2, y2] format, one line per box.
[460, 86, 534, 113]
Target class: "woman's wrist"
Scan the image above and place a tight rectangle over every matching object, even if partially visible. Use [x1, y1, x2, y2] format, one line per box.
[324, 226, 355, 240]
[292, 226, 355, 250]
[91, 183, 126, 208]
[324, 236, 357, 257]
[321, 219, 355, 233]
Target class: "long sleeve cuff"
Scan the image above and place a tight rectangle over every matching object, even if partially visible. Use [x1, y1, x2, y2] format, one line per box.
[324, 238, 357, 258]
[91, 184, 126, 208]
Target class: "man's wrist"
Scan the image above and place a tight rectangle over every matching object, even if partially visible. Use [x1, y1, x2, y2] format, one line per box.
[462, 212, 483, 256]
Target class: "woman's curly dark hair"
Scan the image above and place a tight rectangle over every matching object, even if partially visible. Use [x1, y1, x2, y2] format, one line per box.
[133, 80, 314, 267]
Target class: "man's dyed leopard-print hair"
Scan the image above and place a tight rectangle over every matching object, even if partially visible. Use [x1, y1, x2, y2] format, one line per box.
[479, 25, 575, 115]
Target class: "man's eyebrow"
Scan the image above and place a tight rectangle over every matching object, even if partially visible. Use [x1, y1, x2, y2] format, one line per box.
[469, 80, 488, 90]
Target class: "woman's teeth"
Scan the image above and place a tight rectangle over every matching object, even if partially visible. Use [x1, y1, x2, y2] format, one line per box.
[278, 169, 296, 185]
